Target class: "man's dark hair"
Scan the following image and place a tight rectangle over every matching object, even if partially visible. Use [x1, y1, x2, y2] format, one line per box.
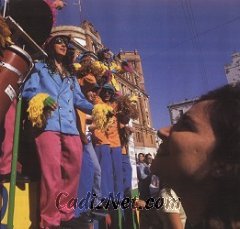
[199, 83, 240, 165]
[198, 83, 240, 227]
[145, 153, 152, 160]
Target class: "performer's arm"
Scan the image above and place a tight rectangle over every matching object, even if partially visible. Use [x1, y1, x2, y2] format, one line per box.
[73, 78, 93, 114]
[22, 71, 40, 100]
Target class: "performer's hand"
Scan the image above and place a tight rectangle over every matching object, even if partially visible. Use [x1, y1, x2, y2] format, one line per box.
[134, 199, 146, 209]
[44, 96, 57, 111]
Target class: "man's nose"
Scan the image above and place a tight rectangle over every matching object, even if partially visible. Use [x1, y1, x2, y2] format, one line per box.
[157, 126, 171, 139]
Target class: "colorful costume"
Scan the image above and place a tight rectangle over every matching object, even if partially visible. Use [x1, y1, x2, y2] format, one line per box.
[22, 61, 93, 227]
[105, 107, 124, 199]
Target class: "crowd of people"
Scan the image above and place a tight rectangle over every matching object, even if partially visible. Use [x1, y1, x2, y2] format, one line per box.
[0, 29, 240, 229]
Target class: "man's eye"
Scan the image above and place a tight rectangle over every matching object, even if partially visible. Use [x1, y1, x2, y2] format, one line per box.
[173, 119, 196, 132]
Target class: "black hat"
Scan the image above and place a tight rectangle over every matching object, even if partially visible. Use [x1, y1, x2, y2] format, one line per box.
[43, 34, 71, 52]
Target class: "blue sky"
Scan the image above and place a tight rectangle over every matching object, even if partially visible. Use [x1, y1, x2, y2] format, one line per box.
[56, 0, 240, 129]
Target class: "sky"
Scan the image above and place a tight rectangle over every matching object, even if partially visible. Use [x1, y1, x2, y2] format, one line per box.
[56, 0, 240, 129]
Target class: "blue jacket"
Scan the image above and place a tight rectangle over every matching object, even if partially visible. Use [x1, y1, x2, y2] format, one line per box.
[22, 61, 93, 135]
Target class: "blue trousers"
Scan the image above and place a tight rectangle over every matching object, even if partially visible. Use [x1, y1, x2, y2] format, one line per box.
[110, 147, 124, 198]
[94, 144, 114, 199]
[76, 142, 101, 216]
[95, 145, 124, 200]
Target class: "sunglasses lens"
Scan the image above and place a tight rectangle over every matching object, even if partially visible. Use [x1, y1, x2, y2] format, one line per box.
[103, 89, 114, 95]
[55, 37, 68, 45]
[92, 87, 99, 92]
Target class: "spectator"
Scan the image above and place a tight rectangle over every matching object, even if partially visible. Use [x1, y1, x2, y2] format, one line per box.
[137, 153, 144, 165]
[137, 153, 151, 200]
[151, 83, 240, 228]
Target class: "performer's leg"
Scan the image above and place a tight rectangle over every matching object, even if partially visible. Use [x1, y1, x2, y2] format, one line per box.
[35, 131, 62, 227]
[87, 142, 102, 202]
[60, 134, 82, 222]
[75, 145, 94, 216]
[94, 144, 114, 199]
[110, 147, 124, 198]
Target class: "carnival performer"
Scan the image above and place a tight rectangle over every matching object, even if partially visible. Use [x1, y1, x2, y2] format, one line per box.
[117, 96, 138, 229]
[120, 124, 135, 229]
[87, 87, 111, 203]
[22, 34, 93, 228]
[73, 51, 103, 222]
[92, 48, 131, 93]
[94, 83, 123, 200]
[117, 94, 138, 198]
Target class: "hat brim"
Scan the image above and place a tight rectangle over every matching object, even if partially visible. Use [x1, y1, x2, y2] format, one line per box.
[43, 34, 71, 49]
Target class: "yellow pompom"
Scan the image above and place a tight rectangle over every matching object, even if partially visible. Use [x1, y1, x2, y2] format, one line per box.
[130, 95, 138, 103]
[110, 76, 120, 92]
[73, 63, 82, 71]
[110, 62, 122, 73]
[92, 103, 114, 131]
[91, 61, 108, 76]
[27, 93, 50, 128]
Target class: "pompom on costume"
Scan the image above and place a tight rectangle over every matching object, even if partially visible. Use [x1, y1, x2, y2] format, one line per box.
[92, 98, 114, 131]
[92, 83, 116, 132]
[91, 60, 108, 78]
[115, 94, 139, 124]
[73, 63, 82, 72]
[27, 93, 51, 128]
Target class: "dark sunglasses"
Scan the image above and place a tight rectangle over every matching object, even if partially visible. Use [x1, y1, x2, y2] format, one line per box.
[92, 87, 100, 92]
[54, 37, 69, 46]
[101, 88, 114, 95]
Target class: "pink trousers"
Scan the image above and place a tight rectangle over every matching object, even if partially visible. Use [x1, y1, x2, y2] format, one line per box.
[0, 100, 16, 174]
[35, 131, 82, 227]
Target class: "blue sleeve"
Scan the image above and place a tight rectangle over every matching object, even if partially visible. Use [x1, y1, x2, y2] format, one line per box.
[22, 70, 40, 101]
[73, 78, 93, 115]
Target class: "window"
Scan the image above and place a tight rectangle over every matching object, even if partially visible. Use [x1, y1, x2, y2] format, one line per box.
[150, 135, 154, 144]
[135, 132, 143, 143]
[179, 109, 184, 118]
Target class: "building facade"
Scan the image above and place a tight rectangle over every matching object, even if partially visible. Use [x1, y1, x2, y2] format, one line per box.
[168, 98, 197, 124]
[117, 51, 157, 157]
[52, 21, 157, 159]
[224, 52, 240, 84]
